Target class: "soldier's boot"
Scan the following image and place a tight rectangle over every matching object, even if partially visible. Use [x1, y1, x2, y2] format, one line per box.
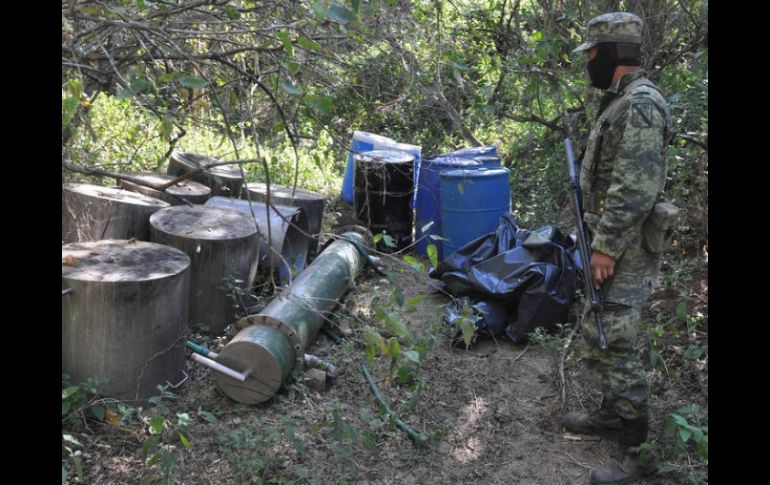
[590, 416, 651, 485]
[562, 404, 624, 442]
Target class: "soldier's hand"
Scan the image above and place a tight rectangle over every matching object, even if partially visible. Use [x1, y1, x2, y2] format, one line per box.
[590, 251, 615, 289]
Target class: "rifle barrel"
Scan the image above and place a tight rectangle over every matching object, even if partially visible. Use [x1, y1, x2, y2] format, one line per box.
[564, 138, 608, 350]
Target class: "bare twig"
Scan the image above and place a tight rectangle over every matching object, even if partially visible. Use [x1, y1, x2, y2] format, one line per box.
[560, 308, 586, 409]
[676, 133, 707, 151]
[512, 344, 530, 364]
[503, 113, 566, 133]
[62, 157, 260, 190]
[564, 451, 594, 470]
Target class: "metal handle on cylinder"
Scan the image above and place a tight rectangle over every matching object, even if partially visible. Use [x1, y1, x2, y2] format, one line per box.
[191, 353, 250, 382]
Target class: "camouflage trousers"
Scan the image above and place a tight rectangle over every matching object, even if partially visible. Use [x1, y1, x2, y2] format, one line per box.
[580, 238, 661, 420]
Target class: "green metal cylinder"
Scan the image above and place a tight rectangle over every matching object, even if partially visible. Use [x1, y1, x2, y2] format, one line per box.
[215, 230, 370, 403]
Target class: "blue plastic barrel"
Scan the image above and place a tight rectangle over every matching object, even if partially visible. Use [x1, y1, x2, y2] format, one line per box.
[342, 133, 385, 203]
[414, 156, 481, 259]
[473, 155, 502, 167]
[341, 131, 421, 204]
[440, 145, 498, 158]
[440, 167, 511, 257]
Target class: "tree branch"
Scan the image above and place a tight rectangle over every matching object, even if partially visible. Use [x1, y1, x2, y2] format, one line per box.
[676, 133, 707, 151]
[61, 157, 261, 191]
[502, 113, 565, 134]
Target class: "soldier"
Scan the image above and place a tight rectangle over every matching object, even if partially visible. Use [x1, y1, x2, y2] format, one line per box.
[565, 12, 676, 485]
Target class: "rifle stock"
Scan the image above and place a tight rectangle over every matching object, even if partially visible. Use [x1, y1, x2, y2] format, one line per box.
[565, 138, 607, 350]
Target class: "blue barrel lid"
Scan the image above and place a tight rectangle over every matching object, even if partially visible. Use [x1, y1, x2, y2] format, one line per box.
[473, 155, 501, 164]
[354, 149, 415, 164]
[440, 145, 498, 158]
[424, 155, 480, 168]
[441, 166, 510, 179]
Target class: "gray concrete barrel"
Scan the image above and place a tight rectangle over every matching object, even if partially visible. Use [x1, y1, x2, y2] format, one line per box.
[167, 151, 243, 197]
[62, 183, 170, 243]
[62, 240, 190, 403]
[117, 172, 211, 205]
[204, 196, 309, 284]
[242, 182, 326, 258]
[149, 205, 259, 335]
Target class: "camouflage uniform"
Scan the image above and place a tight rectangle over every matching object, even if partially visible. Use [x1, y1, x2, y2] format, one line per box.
[575, 13, 674, 421]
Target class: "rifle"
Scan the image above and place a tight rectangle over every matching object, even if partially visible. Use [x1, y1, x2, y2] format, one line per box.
[564, 138, 607, 350]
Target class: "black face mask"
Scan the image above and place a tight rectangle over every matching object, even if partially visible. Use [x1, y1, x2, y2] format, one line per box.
[587, 44, 617, 90]
[587, 56, 616, 90]
[587, 43, 642, 90]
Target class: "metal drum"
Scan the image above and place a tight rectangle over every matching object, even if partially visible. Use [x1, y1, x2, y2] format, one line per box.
[118, 172, 211, 205]
[354, 150, 415, 252]
[167, 151, 243, 197]
[242, 183, 325, 258]
[204, 196, 310, 284]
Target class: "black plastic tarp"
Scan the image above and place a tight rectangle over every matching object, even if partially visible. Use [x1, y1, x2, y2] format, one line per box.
[430, 214, 577, 344]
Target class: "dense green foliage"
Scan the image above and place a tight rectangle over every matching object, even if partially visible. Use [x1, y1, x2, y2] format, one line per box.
[62, 0, 707, 242]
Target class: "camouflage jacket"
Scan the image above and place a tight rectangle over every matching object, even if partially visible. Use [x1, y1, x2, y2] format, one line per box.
[580, 70, 673, 260]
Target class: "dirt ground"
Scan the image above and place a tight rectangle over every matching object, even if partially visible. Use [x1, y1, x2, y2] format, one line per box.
[68, 200, 706, 485]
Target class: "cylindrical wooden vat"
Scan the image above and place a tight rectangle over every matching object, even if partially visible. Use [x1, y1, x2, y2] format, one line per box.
[167, 151, 243, 197]
[149, 205, 259, 335]
[62, 183, 169, 243]
[117, 172, 211, 205]
[62, 240, 190, 403]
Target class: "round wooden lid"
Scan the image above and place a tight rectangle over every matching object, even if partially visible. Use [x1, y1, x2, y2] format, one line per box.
[215, 324, 296, 404]
[149, 205, 257, 240]
[244, 182, 325, 202]
[62, 240, 190, 282]
[63, 183, 170, 208]
[170, 152, 243, 180]
[120, 172, 211, 197]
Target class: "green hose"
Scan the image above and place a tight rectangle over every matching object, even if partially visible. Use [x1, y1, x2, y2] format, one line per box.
[360, 362, 428, 447]
[186, 341, 214, 357]
[320, 326, 343, 345]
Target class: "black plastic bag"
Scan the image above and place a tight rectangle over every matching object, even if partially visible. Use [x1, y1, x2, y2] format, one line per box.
[444, 297, 510, 348]
[431, 214, 577, 343]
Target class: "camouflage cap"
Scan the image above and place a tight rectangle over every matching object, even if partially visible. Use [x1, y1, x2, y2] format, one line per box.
[573, 12, 643, 52]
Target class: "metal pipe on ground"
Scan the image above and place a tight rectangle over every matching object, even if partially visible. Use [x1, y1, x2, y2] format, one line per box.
[213, 228, 372, 404]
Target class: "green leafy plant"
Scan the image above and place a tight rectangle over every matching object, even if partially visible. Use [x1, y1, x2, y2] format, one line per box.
[528, 324, 571, 356]
[62, 374, 102, 424]
[140, 385, 191, 484]
[373, 231, 396, 248]
[666, 405, 708, 460]
[456, 300, 476, 350]
[62, 433, 85, 483]
[427, 243, 439, 269]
